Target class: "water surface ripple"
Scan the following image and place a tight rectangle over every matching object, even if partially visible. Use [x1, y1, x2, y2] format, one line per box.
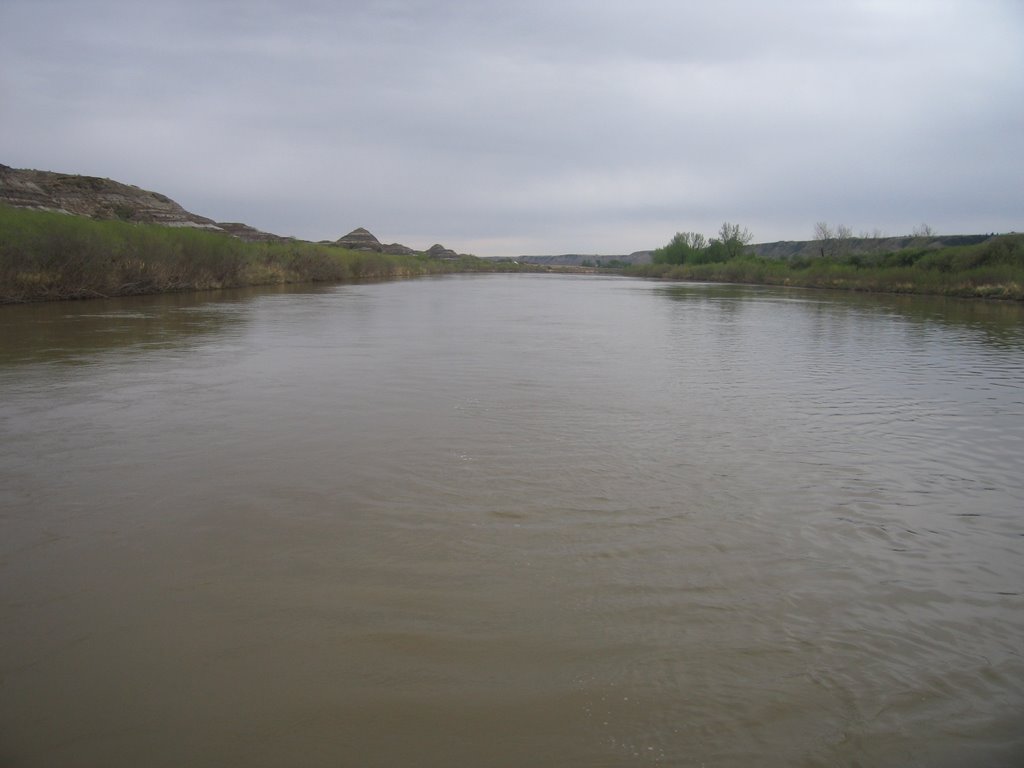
[1, 276, 1023, 767]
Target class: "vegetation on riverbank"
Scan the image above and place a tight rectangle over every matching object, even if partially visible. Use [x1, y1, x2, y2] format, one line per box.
[625, 226, 1024, 300]
[4, 203, 1022, 303]
[0, 205, 521, 302]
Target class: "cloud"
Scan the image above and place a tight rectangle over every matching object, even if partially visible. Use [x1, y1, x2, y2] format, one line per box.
[1, 0, 1022, 254]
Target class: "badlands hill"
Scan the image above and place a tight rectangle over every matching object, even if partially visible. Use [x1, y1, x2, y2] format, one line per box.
[2, 164, 1001, 264]
[0, 164, 466, 257]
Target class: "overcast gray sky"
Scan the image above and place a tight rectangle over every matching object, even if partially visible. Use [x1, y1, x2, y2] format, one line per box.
[2, 0, 1022, 255]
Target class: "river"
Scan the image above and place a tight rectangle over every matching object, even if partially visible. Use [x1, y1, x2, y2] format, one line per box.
[2, 274, 1023, 767]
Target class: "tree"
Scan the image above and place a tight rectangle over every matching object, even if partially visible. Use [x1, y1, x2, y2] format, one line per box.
[652, 231, 708, 265]
[834, 224, 853, 259]
[814, 221, 851, 259]
[814, 221, 834, 258]
[815, 221, 856, 260]
[653, 223, 752, 265]
[912, 223, 935, 246]
[715, 222, 753, 260]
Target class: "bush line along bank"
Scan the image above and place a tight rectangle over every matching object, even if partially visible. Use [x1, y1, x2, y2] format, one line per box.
[0, 205, 521, 303]
[624, 224, 1024, 301]
[4, 205, 1022, 302]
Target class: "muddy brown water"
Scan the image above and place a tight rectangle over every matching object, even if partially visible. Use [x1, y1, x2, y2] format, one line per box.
[2, 275, 1023, 767]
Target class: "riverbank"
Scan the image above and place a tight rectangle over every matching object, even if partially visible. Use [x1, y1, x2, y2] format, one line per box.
[622, 234, 1024, 300]
[0, 205, 523, 303]
[5, 203, 1023, 303]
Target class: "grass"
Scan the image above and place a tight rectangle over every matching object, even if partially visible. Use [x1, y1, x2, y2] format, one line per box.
[5, 204, 1021, 303]
[624, 234, 1024, 300]
[0, 205, 518, 303]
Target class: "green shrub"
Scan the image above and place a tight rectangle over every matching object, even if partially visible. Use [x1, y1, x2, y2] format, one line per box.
[623, 232, 1024, 301]
[0, 204, 508, 302]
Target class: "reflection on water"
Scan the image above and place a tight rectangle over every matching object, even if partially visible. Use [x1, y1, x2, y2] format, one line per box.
[0, 284, 338, 365]
[658, 281, 1024, 348]
[1, 276, 1023, 767]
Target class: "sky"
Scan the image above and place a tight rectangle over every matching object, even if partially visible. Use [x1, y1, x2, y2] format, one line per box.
[1, 0, 1022, 256]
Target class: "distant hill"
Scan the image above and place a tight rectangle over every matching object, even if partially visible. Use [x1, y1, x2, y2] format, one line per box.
[517, 251, 655, 267]
[0, 164, 468, 257]
[0, 163, 291, 242]
[518, 234, 1000, 267]
[1, 164, 1002, 262]
[748, 234, 994, 260]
